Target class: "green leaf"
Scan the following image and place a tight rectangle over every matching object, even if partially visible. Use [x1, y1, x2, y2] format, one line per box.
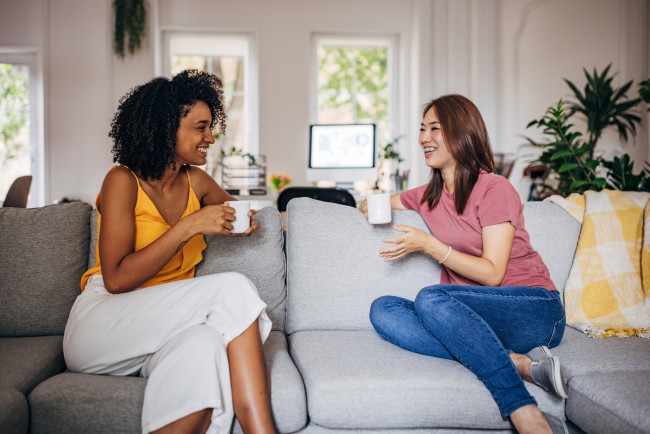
[558, 163, 579, 173]
[550, 150, 573, 160]
[570, 180, 588, 189]
[594, 178, 607, 188]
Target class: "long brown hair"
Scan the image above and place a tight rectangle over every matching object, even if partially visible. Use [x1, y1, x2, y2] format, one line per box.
[421, 94, 495, 214]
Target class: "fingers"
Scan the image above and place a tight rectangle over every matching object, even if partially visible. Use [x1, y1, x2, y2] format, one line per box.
[235, 218, 259, 237]
[380, 245, 406, 257]
[384, 252, 407, 262]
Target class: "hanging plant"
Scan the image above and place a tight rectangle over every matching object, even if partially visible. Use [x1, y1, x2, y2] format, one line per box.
[113, 0, 146, 58]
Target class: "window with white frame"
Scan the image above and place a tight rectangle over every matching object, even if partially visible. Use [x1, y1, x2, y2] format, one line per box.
[163, 32, 257, 180]
[0, 51, 43, 206]
[312, 35, 397, 149]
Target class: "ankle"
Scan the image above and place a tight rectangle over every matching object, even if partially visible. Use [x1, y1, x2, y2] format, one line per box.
[510, 353, 533, 383]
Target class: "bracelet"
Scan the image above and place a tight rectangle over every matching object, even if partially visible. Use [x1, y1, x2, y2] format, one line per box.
[439, 245, 452, 264]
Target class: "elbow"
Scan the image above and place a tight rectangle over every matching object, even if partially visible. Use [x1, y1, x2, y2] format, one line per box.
[102, 277, 121, 294]
[102, 274, 130, 294]
[484, 272, 506, 287]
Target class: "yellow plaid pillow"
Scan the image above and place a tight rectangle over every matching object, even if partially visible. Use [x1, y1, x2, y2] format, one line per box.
[549, 190, 650, 338]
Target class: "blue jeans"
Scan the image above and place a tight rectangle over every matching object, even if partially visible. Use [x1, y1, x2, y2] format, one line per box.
[369, 284, 565, 418]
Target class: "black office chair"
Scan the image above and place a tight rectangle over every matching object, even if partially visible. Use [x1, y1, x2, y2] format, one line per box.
[3, 175, 32, 208]
[277, 186, 356, 212]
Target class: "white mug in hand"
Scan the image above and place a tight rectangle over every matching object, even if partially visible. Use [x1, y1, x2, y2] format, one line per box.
[366, 193, 392, 224]
[228, 201, 251, 234]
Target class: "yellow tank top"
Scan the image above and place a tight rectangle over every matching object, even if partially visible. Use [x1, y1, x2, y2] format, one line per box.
[80, 167, 207, 291]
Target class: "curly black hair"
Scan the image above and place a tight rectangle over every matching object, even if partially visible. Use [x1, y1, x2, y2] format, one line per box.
[108, 69, 226, 180]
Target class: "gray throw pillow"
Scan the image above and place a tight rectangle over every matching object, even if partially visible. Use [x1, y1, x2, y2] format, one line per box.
[0, 202, 92, 336]
[195, 207, 287, 331]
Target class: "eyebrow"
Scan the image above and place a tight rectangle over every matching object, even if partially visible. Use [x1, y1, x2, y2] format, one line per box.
[194, 120, 210, 126]
[421, 121, 440, 126]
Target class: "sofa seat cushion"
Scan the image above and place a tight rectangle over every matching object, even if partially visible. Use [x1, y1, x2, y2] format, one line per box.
[289, 330, 564, 430]
[566, 372, 650, 434]
[296, 422, 515, 433]
[29, 371, 145, 434]
[0, 336, 64, 394]
[0, 387, 28, 434]
[551, 328, 650, 377]
[29, 331, 306, 433]
[0, 202, 92, 337]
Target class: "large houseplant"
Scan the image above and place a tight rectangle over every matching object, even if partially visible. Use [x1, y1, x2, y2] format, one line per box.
[527, 65, 649, 197]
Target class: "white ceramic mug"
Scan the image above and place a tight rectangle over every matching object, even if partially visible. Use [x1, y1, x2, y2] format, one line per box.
[228, 201, 251, 234]
[366, 193, 392, 224]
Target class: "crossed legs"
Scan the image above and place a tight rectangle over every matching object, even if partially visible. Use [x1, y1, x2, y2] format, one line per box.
[369, 284, 565, 433]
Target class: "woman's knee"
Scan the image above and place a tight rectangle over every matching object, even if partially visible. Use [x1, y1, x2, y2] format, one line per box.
[370, 296, 398, 323]
[414, 285, 444, 308]
[369, 296, 411, 335]
[414, 285, 455, 321]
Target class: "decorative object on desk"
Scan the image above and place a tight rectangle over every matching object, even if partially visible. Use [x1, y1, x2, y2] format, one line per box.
[221, 154, 267, 195]
[525, 65, 649, 198]
[269, 172, 292, 192]
[378, 135, 408, 193]
[392, 170, 409, 193]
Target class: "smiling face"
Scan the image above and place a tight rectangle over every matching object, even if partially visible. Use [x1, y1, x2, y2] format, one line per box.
[174, 100, 215, 166]
[419, 107, 457, 176]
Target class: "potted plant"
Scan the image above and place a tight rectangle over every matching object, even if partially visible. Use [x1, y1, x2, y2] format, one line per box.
[113, 0, 146, 58]
[526, 65, 649, 197]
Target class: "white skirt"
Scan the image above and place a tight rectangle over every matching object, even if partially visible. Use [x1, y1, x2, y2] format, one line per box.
[63, 272, 272, 434]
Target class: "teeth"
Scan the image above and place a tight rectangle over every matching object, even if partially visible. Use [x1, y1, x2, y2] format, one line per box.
[198, 148, 207, 154]
[424, 147, 436, 152]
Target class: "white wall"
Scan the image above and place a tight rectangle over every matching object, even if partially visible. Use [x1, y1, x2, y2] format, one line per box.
[1, 0, 648, 204]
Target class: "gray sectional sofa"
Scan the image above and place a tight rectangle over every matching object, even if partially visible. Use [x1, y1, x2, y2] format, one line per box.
[1, 198, 649, 434]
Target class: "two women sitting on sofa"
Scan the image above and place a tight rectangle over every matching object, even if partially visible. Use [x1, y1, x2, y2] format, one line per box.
[63, 68, 567, 434]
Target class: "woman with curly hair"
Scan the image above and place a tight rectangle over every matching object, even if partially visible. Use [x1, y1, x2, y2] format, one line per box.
[63, 70, 275, 433]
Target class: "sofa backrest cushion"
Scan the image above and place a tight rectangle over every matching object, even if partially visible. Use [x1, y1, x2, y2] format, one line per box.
[522, 201, 580, 296]
[195, 207, 287, 331]
[286, 198, 440, 333]
[285, 198, 581, 333]
[89, 207, 287, 331]
[0, 202, 92, 337]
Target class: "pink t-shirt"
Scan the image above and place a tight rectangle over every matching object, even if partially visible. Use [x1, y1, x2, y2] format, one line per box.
[400, 171, 556, 290]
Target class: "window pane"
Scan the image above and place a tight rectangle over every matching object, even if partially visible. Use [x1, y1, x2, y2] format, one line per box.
[171, 56, 206, 75]
[0, 63, 30, 203]
[171, 54, 248, 182]
[316, 44, 389, 145]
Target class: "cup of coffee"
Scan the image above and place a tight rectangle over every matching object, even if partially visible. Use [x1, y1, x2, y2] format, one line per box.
[228, 201, 251, 234]
[366, 193, 392, 224]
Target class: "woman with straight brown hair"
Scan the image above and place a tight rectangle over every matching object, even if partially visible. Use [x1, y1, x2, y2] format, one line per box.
[361, 94, 568, 433]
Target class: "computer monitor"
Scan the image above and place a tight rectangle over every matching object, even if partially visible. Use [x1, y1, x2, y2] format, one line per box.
[307, 123, 377, 189]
